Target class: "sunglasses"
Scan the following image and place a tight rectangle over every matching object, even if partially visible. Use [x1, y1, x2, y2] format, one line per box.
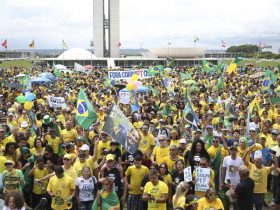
[5, 163, 13, 166]
[158, 140, 165, 142]
[63, 158, 71, 161]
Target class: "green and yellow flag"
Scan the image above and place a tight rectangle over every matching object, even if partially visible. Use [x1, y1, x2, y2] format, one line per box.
[227, 57, 242, 75]
[76, 89, 97, 129]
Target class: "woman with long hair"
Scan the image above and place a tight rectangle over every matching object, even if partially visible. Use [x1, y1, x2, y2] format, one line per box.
[172, 181, 191, 208]
[185, 139, 210, 171]
[92, 177, 120, 210]
[75, 166, 98, 210]
[30, 138, 45, 158]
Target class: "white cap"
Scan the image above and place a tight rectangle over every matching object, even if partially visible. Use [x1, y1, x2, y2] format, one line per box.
[179, 138, 187, 144]
[254, 150, 262, 159]
[249, 127, 256, 131]
[21, 121, 28, 128]
[80, 144, 90, 151]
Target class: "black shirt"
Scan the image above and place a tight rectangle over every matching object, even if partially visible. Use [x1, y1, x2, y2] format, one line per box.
[235, 177, 254, 210]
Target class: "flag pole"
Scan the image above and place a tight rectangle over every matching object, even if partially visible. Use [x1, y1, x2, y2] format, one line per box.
[5, 38, 7, 59]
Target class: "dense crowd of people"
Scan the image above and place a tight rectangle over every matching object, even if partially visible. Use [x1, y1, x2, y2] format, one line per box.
[0, 63, 279, 210]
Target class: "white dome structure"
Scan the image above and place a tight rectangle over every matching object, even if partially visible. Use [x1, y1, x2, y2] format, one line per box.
[57, 48, 97, 60]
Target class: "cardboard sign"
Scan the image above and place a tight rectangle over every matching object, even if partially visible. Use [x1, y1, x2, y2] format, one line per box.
[195, 167, 211, 192]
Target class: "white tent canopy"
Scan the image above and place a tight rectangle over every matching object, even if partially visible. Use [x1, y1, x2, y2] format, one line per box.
[54, 64, 67, 70]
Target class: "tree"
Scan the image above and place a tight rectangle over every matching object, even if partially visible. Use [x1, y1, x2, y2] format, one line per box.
[226, 44, 259, 54]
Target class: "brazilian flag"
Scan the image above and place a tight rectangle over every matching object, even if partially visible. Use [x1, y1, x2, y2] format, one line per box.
[76, 89, 97, 129]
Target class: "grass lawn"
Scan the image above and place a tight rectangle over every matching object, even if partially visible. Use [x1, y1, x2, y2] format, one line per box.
[0, 60, 32, 68]
[224, 59, 280, 68]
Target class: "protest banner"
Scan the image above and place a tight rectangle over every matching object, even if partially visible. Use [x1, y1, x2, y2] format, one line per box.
[108, 69, 152, 80]
[119, 90, 131, 104]
[102, 104, 140, 153]
[48, 96, 67, 109]
[195, 167, 211, 192]
[184, 166, 192, 182]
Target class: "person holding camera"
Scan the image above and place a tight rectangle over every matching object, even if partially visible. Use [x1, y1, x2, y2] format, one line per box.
[143, 169, 168, 210]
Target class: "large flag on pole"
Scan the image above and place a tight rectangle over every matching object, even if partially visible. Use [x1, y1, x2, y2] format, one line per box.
[193, 36, 199, 42]
[62, 40, 68, 48]
[90, 40, 94, 47]
[221, 40, 226, 48]
[76, 89, 97, 129]
[227, 57, 242, 75]
[29, 40, 35, 48]
[184, 95, 199, 129]
[102, 104, 140, 153]
[1, 39, 7, 49]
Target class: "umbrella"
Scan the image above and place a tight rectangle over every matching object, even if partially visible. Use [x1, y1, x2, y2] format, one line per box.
[31, 77, 51, 84]
[25, 92, 36, 101]
[55, 64, 67, 70]
[15, 74, 27, 78]
[39, 72, 56, 81]
[9, 82, 22, 90]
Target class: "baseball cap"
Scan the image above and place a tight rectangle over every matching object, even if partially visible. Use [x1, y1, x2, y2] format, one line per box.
[249, 127, 256, 131]
[63, 154, 72, 160]
[43, 115, 51, 124]
[206, 125, 213, 129]
[20, 147, 30, 154]
[179, 138, 187, 144]
[106, 154, 115, 161]
[272, 129, 279, 135]
[80, 144, 90, 151]
[21, 121, 28, 128]
[5, 160, 15, 166]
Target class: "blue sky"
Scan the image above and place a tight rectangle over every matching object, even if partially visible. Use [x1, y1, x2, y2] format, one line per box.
[0, 0, 279, 50]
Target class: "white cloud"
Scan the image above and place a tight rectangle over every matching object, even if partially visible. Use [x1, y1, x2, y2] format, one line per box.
[0, 0, 279, 49]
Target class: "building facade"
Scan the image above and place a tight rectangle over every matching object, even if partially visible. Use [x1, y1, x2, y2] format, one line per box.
[93, 0, 120, 58]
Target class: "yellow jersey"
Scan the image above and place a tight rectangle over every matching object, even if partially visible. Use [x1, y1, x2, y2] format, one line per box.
[248, 162, 271, 193]
[197, 197, 224, 210]
[33, 168, 49, 194]
[47, 175, 75, 210]
[144, 180, 168, 210]
[152, 146, 170, 165]
[125, 165, 149, 194]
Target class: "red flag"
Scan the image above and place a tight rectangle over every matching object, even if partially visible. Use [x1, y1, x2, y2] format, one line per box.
[117, 41, 121, 48]
[2, 39, 7, 49]
[221, 40, 226, 48]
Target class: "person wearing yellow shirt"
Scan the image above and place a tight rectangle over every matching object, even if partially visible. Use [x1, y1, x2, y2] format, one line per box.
[143, 170, 169, 210]
[73, 149, 98, 177]
[151, 135, 169, 165]
[28, 158, 49, 209]
[172, 181, 190, 209]
[6, 112, 17, 130]
[207, 135, 228, 192]
[61, 121, 78, 143]
[197, 188, 224, 210]
[139, 124, 156, 159]
[162, 145, 184, 172]
[96, 134, 111, 161]
[237, 137, 250, 163]
[44, 129, 62, 155]
[243, 145, 278, 210]
[17, 110, 30, 127]
[0, 155, 7, 173]
[124, 154, 149, 210]
[3, 127, 18, 146]
[47, 166, 75, 210]
[272, 116, 280, 132]
[18, 121, 29, 133]
[31, 138, 45, 158]
[267, 129, 279, 148]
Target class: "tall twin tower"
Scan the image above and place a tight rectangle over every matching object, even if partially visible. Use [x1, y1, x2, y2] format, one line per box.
[93, 0, 120, 58]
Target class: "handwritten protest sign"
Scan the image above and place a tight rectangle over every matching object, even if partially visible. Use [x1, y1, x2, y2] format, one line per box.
[195, 167, 210, 192]
[184, 166, 192, 182]
[119, 90, 131, 104]
[48, 96, 67, 109]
